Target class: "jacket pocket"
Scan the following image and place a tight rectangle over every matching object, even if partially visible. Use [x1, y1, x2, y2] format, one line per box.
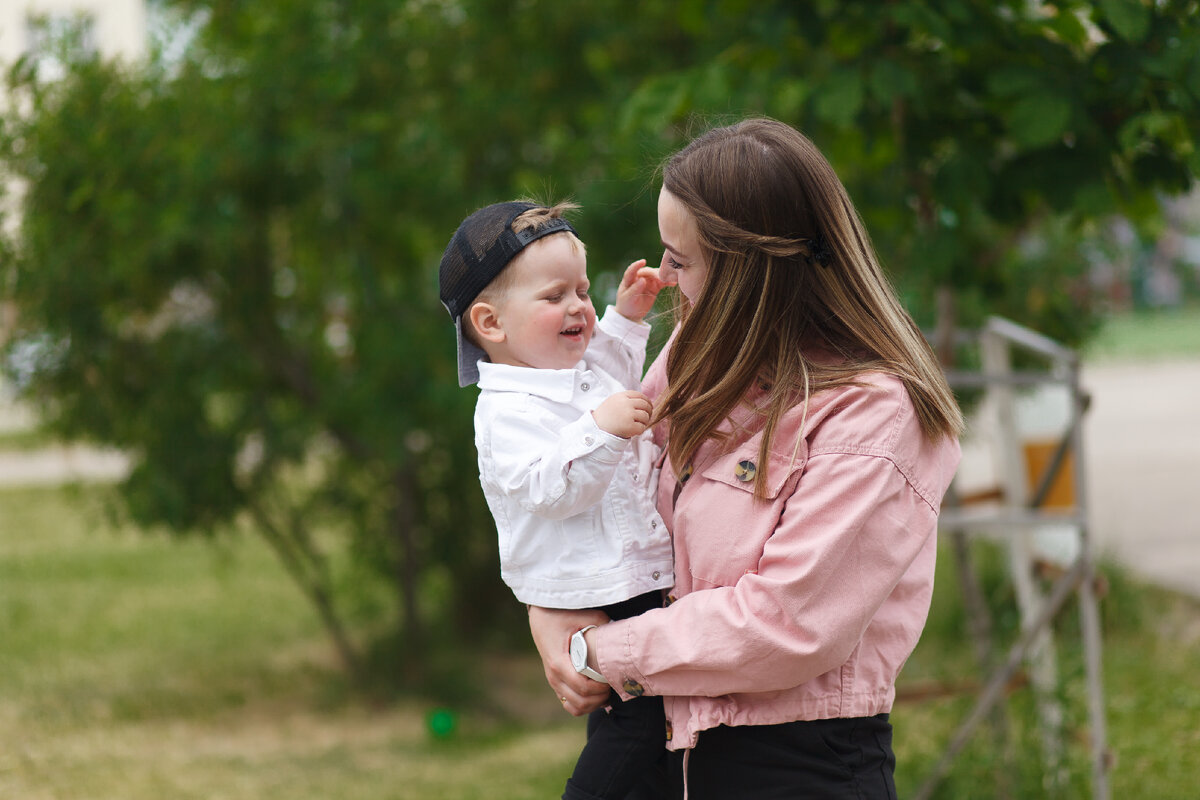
[682, 442, 808, 588]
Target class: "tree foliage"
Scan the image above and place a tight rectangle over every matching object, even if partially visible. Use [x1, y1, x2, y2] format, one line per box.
[2, 0, 1196, 686]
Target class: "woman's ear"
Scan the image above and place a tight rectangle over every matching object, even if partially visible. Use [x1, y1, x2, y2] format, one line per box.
[468, 302, 506, 344]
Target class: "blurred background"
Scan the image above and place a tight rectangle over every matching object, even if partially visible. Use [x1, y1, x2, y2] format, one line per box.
[1, 1, 1197, 798]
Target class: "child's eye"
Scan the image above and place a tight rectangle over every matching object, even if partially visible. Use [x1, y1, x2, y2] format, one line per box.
[577, 290, 590, 300]
[545, 293, 563, 302]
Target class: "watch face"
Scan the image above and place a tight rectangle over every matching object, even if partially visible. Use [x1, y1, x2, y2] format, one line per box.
[570, 631, 586, 670]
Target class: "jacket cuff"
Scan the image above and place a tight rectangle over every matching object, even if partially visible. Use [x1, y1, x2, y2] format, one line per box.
[560, 411, 628, 464]
[599, 305, 651, 344]
[592, 617, 652, 701]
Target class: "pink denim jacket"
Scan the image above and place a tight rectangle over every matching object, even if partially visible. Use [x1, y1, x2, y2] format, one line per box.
[591, 338, 961, 750]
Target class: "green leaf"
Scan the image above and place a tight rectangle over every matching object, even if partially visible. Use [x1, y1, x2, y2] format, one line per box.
[1008, 91, 1071, 148]
[1096, 0, 1151, 44]
[1118, 111, 1173, 152]
[813, 69, 863, 127]
[868, 60, 918, 104]
[985, 66, 1043, 99]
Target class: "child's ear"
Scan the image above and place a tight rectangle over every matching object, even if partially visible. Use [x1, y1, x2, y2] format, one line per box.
[468, 302, 506, 344]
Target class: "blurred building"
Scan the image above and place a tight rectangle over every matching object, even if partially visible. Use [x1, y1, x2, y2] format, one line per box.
[0, 1, 146, 347]
[0, 0, 145, 72]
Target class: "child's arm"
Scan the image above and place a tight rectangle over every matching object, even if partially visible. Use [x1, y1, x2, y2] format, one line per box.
[481, 405, 631, 521]
[587, 261, 672, 388]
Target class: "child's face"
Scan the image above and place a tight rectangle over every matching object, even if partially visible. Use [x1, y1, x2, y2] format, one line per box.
[487, 234, 596, 371]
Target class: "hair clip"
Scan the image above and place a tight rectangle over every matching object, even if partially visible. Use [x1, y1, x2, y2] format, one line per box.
[806, 233, 832, 267]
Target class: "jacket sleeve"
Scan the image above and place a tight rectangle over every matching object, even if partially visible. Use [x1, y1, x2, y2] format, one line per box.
[585, 306, 651, 389]
[480, 404, 629, 521]
[592, 448, 940, 697]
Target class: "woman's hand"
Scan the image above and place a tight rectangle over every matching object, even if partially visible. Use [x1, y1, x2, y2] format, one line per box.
[528, 605, 613, 716]
[615, 260, 675, 322]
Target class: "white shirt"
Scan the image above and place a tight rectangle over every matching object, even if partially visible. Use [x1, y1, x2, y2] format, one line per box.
[473, 307, 674, 609]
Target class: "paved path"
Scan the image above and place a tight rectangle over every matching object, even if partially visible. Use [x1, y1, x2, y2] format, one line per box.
[1082, 358, 1200, 598]
[0, 358, 1197, 596]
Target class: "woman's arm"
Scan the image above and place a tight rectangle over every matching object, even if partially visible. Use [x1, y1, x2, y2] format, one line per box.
[528, 606, 613, 716]
[590, 435, 956, 700]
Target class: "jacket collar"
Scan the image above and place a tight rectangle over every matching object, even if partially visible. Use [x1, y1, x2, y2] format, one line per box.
[477, 360, 591, 404]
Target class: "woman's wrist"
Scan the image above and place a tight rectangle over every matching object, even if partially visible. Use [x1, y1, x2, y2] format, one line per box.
[583, 626, 601, 672]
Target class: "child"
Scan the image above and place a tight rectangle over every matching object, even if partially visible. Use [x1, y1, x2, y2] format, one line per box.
[438, 200, 675, 800]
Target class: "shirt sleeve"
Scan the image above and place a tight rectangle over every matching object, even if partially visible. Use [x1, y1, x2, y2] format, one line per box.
[481, 404, 630, 521]
[592, 450, 939, 697]
[585, 306, 651, 389]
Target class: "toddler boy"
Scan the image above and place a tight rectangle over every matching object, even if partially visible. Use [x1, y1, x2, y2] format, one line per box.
[439, 200, 673, 800]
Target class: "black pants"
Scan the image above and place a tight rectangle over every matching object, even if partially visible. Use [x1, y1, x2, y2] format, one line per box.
[562, 591, 667, 800]
[661, 715, 897, 800]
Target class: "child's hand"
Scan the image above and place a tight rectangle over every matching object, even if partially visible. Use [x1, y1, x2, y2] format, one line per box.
[615, 259, 675, 322]
[591, 390, 653, 439]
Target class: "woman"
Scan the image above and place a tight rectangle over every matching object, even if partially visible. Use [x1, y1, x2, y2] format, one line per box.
[530, 117, 963, 798]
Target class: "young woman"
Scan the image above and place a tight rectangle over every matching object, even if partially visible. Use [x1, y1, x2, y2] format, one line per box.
[528, 117, 963, 798]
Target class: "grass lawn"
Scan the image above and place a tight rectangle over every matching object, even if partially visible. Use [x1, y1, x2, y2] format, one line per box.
[0, 484, 583, 800]
[1083, 303, 1200, 363]
[3, 483, 1200, 798]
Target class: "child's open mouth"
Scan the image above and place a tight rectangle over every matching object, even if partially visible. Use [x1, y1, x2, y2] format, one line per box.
[561, 327, 584, 337]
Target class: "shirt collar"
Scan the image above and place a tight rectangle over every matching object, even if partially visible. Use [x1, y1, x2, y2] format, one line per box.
[477, 360, 591, 403]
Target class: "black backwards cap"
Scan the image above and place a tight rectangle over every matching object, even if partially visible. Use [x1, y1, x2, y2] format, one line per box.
[438, 201, 578, 386]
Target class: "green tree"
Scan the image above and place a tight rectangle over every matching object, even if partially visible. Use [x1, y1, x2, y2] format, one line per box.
[2, 0, 1196, 690]
[610, 0, 1200, 347]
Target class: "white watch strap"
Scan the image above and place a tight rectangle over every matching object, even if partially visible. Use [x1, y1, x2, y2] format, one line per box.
[573, 625, 609, 684]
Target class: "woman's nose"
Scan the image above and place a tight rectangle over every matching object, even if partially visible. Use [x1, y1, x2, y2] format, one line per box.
[659, 252, 677, 282]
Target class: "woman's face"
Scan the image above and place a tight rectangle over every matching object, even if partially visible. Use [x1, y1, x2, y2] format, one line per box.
[657, 188, 709, 304]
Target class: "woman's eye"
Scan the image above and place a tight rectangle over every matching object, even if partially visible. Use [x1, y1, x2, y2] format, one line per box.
[668, 257, 685, 270]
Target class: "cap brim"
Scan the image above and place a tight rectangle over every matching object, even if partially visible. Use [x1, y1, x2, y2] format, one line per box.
[455, 318, 487, 387]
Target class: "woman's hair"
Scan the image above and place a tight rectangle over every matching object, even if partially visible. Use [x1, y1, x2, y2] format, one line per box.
[655, 118, 963, 497]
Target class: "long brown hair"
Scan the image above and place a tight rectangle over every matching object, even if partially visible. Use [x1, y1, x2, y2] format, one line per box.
[655, 118, 963, 497]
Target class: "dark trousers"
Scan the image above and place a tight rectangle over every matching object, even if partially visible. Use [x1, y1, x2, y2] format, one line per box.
[661, 715, 898, 800]
[562, 591, 667, 800]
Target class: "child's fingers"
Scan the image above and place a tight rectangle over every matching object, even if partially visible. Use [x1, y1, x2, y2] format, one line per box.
[621, 259, 648, 287]
[637, 265, 674, 288]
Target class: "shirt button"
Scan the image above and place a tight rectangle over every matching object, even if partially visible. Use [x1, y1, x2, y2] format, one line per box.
[735, 460, 756, 482]
[580, 382, 591, 391]
[622, 679, 645, 697]
[583, 435, 595, 446]
[652, 570, 661, 580]
[651, 520, 658, 529]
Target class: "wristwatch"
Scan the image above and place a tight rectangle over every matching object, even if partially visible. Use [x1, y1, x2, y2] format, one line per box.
[569, 625, 609, 683]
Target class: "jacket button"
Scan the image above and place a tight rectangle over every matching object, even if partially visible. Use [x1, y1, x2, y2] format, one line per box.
[622, 679, 645, 697]
[679, 462, 693, 483]
[666, 594, 676, 605]
[665, 719, 673, 741]
[735, 460, 756, 482]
